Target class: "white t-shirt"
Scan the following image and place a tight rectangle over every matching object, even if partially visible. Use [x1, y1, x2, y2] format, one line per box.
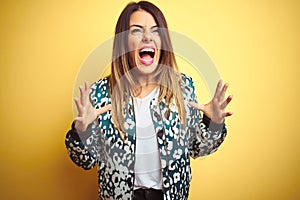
[133, 88, 162, 190]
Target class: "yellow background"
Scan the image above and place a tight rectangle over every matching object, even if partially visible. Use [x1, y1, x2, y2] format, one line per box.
[1, 0, 299, 199]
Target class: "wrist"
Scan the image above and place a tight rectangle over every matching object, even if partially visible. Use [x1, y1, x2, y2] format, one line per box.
[211, 117, 224, 125]
[74, 120, 88, 132]
[69, 120, 93, 141]
[203, 114, 225, 132]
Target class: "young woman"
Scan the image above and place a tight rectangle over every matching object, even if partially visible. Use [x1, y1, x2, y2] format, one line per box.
[65, 1, 233, 200]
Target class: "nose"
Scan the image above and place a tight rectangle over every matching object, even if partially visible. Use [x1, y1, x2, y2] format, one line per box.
[142, 29, 153, 43]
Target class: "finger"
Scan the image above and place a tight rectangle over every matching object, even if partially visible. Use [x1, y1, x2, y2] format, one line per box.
[74, 116, 84, 122]
[79, 86, 85, 104]
[213, 79, 223, 100]
[219, 83, 229, 102]
[188, 102, 205, 111]
[221, 95, 233, 109]
[74, 97, 83, 113]
[223, 112, 233, 117]
[84, 81, 90, 91]
[79, 85, 89, 106]
[84, 81, 91, 97]
[83, 81, 91, 104]
[96, 104, 112, 116]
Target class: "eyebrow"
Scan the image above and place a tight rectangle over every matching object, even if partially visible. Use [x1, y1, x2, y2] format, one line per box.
[129, 24, 159, 29]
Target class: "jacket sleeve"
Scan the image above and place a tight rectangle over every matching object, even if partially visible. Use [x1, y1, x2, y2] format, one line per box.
[65, 119, 102, 170]
[183, 75, 227, 159]
[65, 79, 108, 170]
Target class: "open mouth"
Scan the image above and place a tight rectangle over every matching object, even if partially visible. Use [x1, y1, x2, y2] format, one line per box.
[138, 46, 155, 65]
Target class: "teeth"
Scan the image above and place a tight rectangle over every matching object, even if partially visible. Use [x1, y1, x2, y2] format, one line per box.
[140, 48, 154, 52]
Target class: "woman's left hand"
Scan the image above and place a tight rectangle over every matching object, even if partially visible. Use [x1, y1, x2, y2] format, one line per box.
[189, 80, 233, 124]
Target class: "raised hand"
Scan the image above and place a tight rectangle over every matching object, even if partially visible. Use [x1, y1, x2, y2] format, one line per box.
[74, 81, 111, 132]
[189, 80, 233, 124]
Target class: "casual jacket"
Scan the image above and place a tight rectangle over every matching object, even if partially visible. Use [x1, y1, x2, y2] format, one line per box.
[65, 73, 227, 200]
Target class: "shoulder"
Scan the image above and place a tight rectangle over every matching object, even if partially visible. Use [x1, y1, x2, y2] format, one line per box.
[89, 76, 110, 108]
[91, 76, 109, 90]
[180, 73, 194, 87]
[180, 73, 195, 91]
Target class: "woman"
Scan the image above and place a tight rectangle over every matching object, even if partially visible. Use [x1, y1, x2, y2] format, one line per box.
[65, 1, 233, 200]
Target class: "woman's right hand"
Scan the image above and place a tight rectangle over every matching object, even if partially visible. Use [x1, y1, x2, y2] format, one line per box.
[74, 81, 111, 132]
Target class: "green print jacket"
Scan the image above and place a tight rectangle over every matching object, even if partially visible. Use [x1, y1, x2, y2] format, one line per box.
[65, 74, 227, 200]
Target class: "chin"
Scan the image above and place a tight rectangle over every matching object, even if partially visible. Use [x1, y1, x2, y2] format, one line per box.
[135, 62, 158, 75]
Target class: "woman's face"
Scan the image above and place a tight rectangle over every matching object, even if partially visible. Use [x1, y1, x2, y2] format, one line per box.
[128, 9, 161, 80]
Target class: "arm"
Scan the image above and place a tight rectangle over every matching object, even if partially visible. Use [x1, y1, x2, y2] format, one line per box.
[183, 75, 232, 158]
[65, 79, 111, 169]
[188, 110, 227, 159]
[65, 119, 101, 170]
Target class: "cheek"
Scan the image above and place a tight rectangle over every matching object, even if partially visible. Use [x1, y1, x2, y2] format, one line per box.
[127, 40, 133, 52]
[156, 39, 162, 59]
[154, 35, 161, 48]
[158, 40, 162, 49]
[127, 36, 140, 51]
[127, 39, 136, 64]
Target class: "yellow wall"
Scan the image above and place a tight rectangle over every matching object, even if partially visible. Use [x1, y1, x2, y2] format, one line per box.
[0, 0, 299, 199]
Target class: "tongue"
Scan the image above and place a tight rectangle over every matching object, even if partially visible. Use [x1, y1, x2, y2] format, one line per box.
[141, 54, 152, 60]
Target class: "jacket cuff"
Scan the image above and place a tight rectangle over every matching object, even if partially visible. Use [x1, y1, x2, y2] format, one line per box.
[202, 114, 225, 132]
[69, 121, 93, 142]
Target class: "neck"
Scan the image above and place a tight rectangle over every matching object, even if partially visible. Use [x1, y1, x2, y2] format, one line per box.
[136, 73, 154, 85]
[133, 82, 158, 98]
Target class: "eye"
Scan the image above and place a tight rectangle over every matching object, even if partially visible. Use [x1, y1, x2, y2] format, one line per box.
[151, 28, 160, 35]
[130, 28, 143, 35]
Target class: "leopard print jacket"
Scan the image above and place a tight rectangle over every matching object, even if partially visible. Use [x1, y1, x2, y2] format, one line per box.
[65, 74, 227, 200]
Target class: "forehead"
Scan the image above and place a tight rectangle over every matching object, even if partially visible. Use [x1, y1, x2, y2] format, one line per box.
[129, 9, 157, 27]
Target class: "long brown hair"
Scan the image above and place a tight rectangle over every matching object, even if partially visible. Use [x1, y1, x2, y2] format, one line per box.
[110, 1, 186, 138]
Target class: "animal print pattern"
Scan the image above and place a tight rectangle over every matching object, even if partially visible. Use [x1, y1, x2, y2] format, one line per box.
[65, 74, 227, 200]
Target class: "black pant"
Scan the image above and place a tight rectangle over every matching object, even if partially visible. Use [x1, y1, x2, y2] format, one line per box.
[133, 188, 163, 200]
